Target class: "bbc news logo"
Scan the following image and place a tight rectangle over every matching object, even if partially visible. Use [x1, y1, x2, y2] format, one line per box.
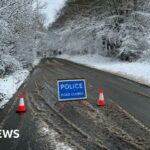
[0, 130, 20, 139]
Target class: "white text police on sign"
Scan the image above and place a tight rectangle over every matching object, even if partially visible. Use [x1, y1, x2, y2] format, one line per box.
[57, 79, 87, 101]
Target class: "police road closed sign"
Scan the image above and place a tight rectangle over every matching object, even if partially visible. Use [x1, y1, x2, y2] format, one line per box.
[57, 79, 87, 101]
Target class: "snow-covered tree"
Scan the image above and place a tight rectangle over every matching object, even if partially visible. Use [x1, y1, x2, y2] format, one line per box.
[0, 0, 46, 77]
[47, 0, 150, 62]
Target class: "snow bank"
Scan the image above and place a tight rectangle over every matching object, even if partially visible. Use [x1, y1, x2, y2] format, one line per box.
[0, 70, 29, 109]
[59, 54, 150, 87]
[0, 57, 41, 109]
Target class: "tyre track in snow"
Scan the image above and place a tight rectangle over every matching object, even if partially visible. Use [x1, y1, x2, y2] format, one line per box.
[32, 64, 144, 150]
[39, 76, 144, 150]
[27, 84, 107, 150]
[41, 58, 149, 149]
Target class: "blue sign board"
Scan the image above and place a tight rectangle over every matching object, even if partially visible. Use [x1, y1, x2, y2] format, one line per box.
[57, 79, 87, 101]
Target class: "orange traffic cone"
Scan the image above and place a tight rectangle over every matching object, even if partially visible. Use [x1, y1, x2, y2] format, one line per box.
[97, 89, 105, 106]
[16, 93, 26, 113]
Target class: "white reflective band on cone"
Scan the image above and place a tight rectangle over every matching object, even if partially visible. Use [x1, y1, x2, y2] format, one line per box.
[99, 94, 104, 100]
[19, 98, 25, 106]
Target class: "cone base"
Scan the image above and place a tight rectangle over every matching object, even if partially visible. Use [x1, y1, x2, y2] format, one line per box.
[97, 100, 105, 106]
[16, 106, 26, 113]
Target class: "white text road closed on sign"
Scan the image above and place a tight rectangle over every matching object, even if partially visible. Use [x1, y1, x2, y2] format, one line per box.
[57, 79, 87, 101]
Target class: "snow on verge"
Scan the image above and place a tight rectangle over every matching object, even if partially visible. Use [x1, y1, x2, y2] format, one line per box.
[58, 54, 150, 87]
[0, 70, 29, 109]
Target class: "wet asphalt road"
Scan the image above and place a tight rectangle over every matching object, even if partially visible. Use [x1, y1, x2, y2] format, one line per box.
[0, 58, 150, 150]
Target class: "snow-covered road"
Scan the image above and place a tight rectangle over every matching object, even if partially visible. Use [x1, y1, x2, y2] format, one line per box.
[0, 58, 149, 150]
